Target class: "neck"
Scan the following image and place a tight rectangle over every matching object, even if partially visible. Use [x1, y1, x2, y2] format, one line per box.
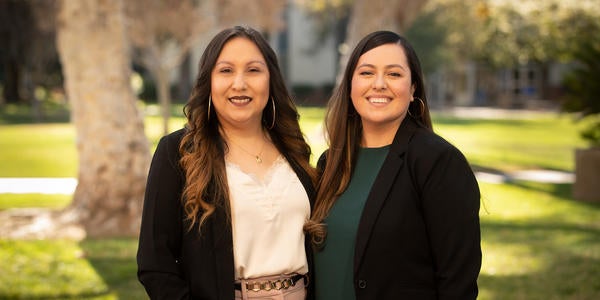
[221, 123, 269, 165]
[360, 118, 402, 148]
[221, 123, 266, 141]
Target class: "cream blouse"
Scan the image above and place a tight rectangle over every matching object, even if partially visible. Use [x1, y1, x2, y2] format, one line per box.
[226, 156, 310, 279]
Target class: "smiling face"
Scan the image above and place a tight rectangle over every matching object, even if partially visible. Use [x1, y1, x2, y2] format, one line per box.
[350, 43, 415, 134]
[211, 37, 270, 130]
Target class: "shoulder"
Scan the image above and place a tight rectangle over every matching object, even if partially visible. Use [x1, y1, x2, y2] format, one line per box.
[394, 119, 470, 167]
[153, 128, 187, 163]
[410, 127, 458, 154]
[403, 126, 473, 178]
[156, 128, 187, 151]
[160, 128, 187, 145]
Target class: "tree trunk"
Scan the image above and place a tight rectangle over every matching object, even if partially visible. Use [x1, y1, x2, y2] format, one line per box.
[1, 60, 21, 103]
[56, 0, 150, 237]
[177, 53, 192, 102]
[337, 0, 428, 82]
[156, 67, 172, 135]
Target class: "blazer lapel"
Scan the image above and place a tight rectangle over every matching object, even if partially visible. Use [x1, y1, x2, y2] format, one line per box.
[353, 118, 419, 275]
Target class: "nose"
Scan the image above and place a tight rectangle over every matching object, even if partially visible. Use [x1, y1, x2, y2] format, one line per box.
[373, 73, 386, 90]
[232, 73, 247, 90]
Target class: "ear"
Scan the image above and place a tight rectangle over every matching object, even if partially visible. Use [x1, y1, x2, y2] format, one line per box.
[410, 84, 416, 98]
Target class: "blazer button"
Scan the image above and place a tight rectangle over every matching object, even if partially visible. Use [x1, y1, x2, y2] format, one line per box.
[357, 279, 367, 289]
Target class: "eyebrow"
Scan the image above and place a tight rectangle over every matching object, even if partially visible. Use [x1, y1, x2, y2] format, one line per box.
[357, 63, 406, 70]
[215, 60, 267, 67]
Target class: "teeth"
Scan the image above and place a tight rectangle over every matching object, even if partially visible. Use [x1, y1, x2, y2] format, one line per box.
[229, 97, 251, 104]
[369, 97, 389, 103]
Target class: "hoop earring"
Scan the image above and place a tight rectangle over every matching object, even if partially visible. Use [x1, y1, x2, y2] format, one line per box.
[268, 97, 276, 130]
[207, 95, 212, 121]
[408, 97, 425, 118]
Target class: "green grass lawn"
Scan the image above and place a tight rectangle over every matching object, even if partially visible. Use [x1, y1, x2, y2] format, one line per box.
[1, 105, 599, 299]
[0, 238, 143, 299]
[434, 113, 588, 172]
[478, 181, 600, 300]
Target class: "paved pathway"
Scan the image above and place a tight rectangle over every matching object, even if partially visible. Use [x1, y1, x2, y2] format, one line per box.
[0, 178, 77, 194]
[474, 169, 574, 184]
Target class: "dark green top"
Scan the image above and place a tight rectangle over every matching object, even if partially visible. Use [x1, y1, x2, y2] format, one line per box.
[314, 145, 390, 300]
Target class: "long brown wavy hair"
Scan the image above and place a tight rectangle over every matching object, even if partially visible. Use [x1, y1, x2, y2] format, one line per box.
[179, 26, 315, 231]
[305, 31, 433, 246]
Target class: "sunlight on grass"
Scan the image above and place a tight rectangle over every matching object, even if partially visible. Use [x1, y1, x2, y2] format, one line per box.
[0, 238, 144, 299]
[481, 241, 543, 276]
[0, 240, 111, 299]
[480, 182, 564, 220]
[0, 123, 78, 177]
[434, 114, 587, 172]
[298, 106, 326, 164]
[480, 182, 600, 224]
[143, 115, 187, 150]
[478, 182, 600, 299]
[0, 194, 71, 210]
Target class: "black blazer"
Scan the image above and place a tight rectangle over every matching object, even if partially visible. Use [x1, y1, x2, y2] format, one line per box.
[137, 128, 316, 299]
[318, 117, 481, 300]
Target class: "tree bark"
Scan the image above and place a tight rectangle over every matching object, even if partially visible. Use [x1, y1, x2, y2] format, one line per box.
[56, 0, 150, 237]
[156, 67, 172, 135]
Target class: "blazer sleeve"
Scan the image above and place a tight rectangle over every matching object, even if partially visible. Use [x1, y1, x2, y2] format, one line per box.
[412, 139, 481, 300]
[137, 132, 189, 299]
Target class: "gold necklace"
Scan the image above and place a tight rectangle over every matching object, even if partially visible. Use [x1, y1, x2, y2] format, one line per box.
[229, 137, 266, 164]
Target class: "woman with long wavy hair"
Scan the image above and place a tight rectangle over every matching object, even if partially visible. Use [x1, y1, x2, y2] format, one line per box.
[306, 30, 481, 299]
[137, 25, 316, 300]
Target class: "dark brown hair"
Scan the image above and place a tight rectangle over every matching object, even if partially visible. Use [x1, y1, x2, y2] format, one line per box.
[306, 30, 432, 245]
[180, 25, 315, 231]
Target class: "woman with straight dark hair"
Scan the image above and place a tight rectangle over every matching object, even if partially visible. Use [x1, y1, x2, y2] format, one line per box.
[306, 30, 481, 299]
[138, 25, 316, 299]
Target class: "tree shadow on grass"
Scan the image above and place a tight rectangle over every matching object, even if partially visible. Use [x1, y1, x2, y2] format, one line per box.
[479, 219, 600, 299]
[0, 238, 116, 300]
[477, 172, 600, 299]
[433, 116, 532, 127]
[507, 180, 600, 210]
[0, 104, 70, 125]
[472, 163, 600, 211]
[79, 238, 147, 299]
[0, 291, 113, 300]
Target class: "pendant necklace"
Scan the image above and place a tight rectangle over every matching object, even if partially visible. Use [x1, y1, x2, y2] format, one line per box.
[230, 136, 266, 164]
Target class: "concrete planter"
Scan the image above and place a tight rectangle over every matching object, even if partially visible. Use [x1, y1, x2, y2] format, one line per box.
[573, 147, 600, 202]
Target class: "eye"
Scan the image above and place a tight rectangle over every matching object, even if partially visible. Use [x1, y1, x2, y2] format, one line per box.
[218, 67, 233, 73]
[359, 71, 373, 76]
[388, 72, 402, 77]
[248, 67, 262, 73]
